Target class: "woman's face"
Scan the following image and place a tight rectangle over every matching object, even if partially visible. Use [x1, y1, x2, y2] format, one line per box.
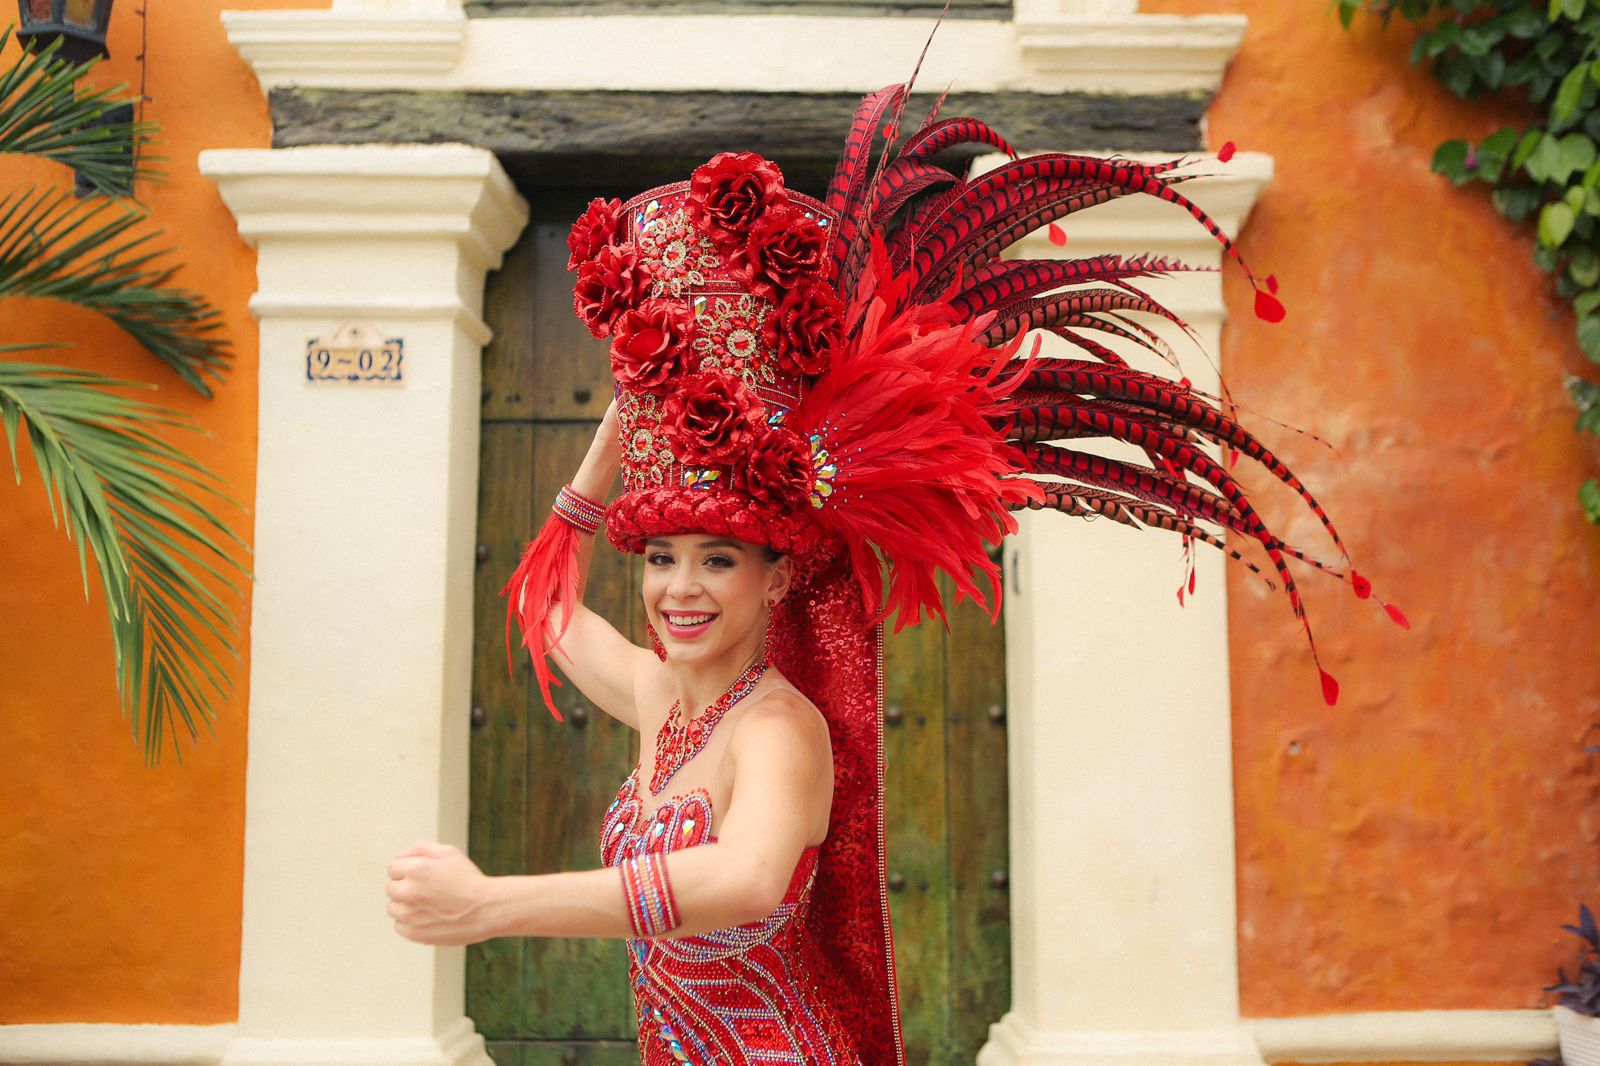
[642, 535, 788, 666]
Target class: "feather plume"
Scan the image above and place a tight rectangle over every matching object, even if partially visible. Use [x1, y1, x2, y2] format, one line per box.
[500, 518, 582, 722]
[795, 239, 1040, 628]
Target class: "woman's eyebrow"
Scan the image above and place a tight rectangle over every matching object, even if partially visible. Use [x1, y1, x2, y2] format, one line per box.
[695, 539, 744, 550]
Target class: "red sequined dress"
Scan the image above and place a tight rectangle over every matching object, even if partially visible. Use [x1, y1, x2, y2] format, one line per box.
[600, 767, 862, 1065]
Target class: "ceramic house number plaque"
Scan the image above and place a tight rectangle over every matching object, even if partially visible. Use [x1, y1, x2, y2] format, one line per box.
[305, 322, 404, 384]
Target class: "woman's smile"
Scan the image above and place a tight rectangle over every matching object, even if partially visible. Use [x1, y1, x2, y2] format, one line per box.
[662, 610, 719, 638]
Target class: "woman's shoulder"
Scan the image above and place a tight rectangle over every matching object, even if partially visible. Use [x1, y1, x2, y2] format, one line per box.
[729, 681, 830, 754]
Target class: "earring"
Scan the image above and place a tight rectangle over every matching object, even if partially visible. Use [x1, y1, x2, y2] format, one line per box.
[647, 622, 668, 662]
[763, 599, 778, 661]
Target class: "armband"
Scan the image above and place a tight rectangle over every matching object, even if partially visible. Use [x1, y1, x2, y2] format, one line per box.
[620, 852, 680, 938]
[552, 484, 605, 535]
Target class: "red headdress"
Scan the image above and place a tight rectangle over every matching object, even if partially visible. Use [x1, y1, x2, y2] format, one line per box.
[503, 83, 1405, 1066]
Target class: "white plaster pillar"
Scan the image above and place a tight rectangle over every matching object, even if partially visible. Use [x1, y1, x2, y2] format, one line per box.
[198, 144, 528, 1066]
[979, 154, 1274, 1066]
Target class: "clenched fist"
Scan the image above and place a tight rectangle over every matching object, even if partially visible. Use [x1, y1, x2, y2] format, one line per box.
[386, 841, 496, 946]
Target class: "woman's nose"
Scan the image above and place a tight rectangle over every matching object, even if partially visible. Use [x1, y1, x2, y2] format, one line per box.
[666, 564, 701, 598]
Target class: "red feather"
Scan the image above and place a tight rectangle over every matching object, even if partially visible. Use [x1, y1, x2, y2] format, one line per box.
[500, 519, 582, 722]
[795, 239, 1040, 628]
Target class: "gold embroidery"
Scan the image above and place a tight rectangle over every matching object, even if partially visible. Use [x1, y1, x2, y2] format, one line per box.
[691, 292, 778, 390]
[637, 207, 721, 299]
[618, 390, 676, 489]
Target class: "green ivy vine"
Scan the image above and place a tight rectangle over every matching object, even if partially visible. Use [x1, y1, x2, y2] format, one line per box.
[1338, 0, 1600, 523]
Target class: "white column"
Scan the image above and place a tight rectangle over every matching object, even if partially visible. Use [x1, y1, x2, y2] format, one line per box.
[199, 145, 528, 1066]
[979, 154, 1274, 1066]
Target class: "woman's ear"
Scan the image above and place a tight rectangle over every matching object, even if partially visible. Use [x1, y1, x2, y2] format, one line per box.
[766, 554, 793, 605]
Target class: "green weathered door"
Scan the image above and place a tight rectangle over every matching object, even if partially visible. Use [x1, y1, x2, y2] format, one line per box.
[469, 188, 1009, 1065]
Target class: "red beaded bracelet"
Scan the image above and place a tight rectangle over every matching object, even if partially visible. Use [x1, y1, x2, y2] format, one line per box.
[552, 483, 605, 535]
[620, 852, 680, 938]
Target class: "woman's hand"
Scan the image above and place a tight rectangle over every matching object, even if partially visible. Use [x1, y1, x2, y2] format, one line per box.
[386, 841, 497, 946]
[597, 397, 620, 446]
[570, 398, 622, 505]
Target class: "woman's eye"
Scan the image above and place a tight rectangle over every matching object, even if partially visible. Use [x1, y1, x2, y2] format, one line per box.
[705, 555, 733, 569]
[646, 553, 672, 567]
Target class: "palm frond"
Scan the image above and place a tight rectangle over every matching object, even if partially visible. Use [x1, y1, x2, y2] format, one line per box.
[0, 186, 230, 396]
[0, 27, 160, 194]
[0, 355, 251, 763]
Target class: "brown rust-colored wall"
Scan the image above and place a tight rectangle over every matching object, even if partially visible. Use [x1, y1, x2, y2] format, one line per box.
[0, 0, 327, 1025]
[1148, 0, 1600, 1017]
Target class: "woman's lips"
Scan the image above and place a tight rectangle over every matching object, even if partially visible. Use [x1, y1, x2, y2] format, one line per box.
[661, 612, 718, 639]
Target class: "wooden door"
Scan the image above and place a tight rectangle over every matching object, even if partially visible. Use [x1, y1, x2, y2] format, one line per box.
[469, 189, 1009, 1064]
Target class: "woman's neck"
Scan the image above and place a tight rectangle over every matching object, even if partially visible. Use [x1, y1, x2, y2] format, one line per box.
[666, 634, 767, 720]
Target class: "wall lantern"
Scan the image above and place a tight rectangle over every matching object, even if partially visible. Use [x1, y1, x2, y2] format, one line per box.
[16, 0, 115, 65]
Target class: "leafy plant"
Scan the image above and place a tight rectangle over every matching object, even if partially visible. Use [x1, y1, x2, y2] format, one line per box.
[1336, 0, 1600, 523]
[1548, 903, 1600, 1016]
[0, 29, 249, 763]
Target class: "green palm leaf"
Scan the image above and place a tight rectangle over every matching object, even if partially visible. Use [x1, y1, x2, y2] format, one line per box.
[0, 27, 159, 194]
[0, 185, 230, 396]
[0, 354, 251, 763]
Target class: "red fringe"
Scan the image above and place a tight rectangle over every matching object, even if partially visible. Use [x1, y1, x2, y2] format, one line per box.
[499, 517, 582, 722]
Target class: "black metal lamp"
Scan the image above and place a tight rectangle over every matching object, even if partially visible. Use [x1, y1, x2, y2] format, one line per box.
[17, 0, 115, 65]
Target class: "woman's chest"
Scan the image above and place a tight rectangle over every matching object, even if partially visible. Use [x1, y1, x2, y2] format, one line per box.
[600, 767, 718, 866]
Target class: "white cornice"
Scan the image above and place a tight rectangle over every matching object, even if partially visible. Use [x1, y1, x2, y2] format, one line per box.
[981, 1009, 1557, 1065]
[1249, 1009, 1557, 1063]
[199, 143, 528, 276]
[220, 10, 465, 87]
[1014, 13, 1248, 93]
[220, 8, 1243, 95]
[0, 1024, 235, 1064]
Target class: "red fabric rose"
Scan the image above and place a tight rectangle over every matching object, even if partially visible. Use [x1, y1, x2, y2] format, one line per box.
[573, 242, 652, 339]
[567, 197, 623, 271]
[736, 206, 828, 299]
[661, 371, 760, 466]
[735, 427, 814, 508]
[763, 280, 843, 376]
[610, 299, 693, 394]
[687, 152, 789, 246]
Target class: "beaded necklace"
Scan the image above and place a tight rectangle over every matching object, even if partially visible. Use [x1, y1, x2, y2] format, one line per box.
[649, 657, 768, 795]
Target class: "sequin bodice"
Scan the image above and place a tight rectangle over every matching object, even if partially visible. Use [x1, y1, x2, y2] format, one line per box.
[600, 768, 860, 1065]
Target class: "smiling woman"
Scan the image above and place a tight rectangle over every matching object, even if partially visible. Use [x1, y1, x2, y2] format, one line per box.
[387, 401, 858, 1064]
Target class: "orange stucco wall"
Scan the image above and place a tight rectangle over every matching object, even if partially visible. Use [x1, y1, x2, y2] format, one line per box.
[0, 0, 326, 1024]
[1147, 0, 1600, 1017]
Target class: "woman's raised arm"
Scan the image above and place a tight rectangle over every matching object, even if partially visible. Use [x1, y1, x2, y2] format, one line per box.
[515, 399, 653, 729]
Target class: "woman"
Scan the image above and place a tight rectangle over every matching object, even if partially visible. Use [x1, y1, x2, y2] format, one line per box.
[386, 85, 1396, 1066]
[386, 399, 864, 1063]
